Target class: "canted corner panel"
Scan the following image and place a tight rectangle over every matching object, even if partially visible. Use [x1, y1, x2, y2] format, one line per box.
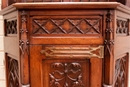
[114, 54, 128, 87]
[42, 59, 89, 87]
[6, 56, 19, 87]
[32, 16, 102, 36]
[5, 19, 17, 35]
[116, 19, 128, 35]
[41, 45, 104, 59]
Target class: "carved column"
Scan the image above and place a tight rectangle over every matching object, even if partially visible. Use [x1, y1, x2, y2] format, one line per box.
[103, 10, 115, 86]
[19, 10, 30, 87]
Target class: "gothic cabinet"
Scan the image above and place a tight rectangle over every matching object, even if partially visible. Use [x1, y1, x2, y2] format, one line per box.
[1, 2, 130, 87]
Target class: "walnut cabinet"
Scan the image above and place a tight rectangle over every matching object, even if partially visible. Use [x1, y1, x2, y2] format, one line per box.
[1, 2, 130, 87]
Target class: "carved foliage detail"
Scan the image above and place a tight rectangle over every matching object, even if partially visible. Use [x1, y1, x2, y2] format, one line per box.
[114, 55, 128, 87]
[33, 18, 101, 34]
[49, 62, 84, 87]
[116, 19, 128, 34]
[7, 57, 19, 87]
[5, 20, 17, 34]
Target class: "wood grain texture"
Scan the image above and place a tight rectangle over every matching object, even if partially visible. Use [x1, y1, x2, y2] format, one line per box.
[1, 2, 130, 87]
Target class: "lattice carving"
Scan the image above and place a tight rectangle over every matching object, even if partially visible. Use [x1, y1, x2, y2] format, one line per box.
[114, 55, 128, 87]
[7, 57, 19, 87]
[5, 20, 17, 34]
[33, 18, 101, 34]
[116, 19, 128, 34]
[49, 62, 84, 87]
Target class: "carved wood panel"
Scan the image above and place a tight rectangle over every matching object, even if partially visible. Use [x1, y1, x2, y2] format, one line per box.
[5, 19, 17, 35]
[32, 16, 102, 36]
[42, 59, 89, 87]
[114, 54, 128, 87]
[6, 56, 19, 87]
[116, 19, 128, 35]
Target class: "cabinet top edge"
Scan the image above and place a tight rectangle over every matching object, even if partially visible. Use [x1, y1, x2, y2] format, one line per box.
[1, 2, 130, 15]
[13, 2, 120, 9]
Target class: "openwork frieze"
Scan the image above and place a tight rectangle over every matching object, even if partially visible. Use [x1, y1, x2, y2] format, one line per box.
[5, 20, 17, 35]
[116, 19, 128, 35]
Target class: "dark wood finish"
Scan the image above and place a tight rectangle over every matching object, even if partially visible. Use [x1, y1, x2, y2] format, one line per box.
[1, 2, 130, 87]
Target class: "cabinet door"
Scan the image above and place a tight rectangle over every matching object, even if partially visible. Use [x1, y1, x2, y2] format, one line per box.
[30, 45, 103, 87]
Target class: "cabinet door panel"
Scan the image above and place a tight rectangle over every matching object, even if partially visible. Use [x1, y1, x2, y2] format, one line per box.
[30, 45, 102, 87]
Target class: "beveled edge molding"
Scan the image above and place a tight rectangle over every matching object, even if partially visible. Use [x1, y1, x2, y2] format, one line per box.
[41, 45, 104, 59]
[21, 84, 30, 87]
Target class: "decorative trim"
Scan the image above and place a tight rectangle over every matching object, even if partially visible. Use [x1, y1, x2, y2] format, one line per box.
[19, 10, 30, 85]
[104, 10, 115, 85]
[116, 19, 128, 35]
[41, 45, 104, 58]
[19, 10, 29, 55]
[104, 10, 114, 56]
[32, 17, 101, 35]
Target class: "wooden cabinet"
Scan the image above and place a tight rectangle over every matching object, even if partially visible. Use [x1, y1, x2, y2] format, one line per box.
[1, 2, 130, 87]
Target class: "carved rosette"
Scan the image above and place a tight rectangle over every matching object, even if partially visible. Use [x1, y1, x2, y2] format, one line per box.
[19, 10, 30, 86]
[49, 62, 84, 87]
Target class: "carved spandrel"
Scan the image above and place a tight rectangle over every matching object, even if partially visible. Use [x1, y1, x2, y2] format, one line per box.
[32, 18, 101, 35]
[41, 45, 104, 58]
[49, 62, 84, 87]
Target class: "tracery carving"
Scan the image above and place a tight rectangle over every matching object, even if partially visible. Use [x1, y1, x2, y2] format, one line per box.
[7, 57, 19, 87]
[19, 10, 29, 55]
[19, 10, 30, 86]
[116, 19, 128, 34]
[49, 62, 84, 87]
[5, 20, 17, 35]
[104, 10, 114, 56]
[33, 18, 101, 35]
[114, 55, 128, 87]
